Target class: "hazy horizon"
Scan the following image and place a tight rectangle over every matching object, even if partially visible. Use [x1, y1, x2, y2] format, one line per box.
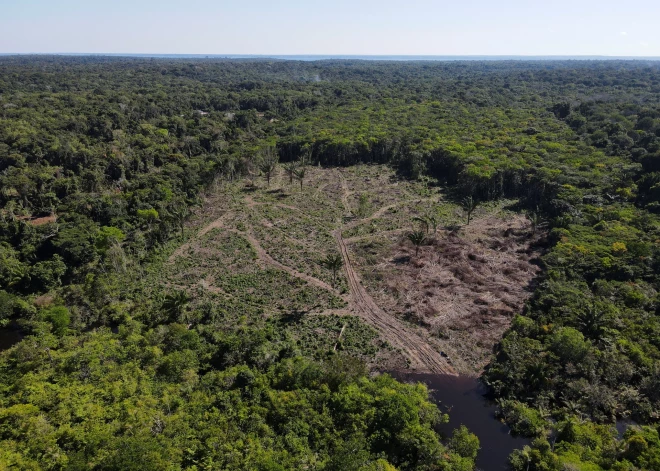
[2, 0, 659, 56]
[2, 53, 660, 62]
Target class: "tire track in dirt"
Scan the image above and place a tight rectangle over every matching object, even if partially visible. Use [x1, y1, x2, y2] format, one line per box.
[337, 170, 352, 215]
[231, 227, 339, 295]
[344, 228, 407, 244]
[334, 229, 456, 375]
[168, 208, 338, 296]
[343, 196, 439, 232]
[334, 173, 455, 375]
[245, 195, 300, 212]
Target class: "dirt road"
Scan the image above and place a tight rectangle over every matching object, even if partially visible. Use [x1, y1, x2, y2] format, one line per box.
[334, 229, 456, 374]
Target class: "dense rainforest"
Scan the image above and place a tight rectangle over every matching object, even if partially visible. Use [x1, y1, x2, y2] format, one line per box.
[1, 56, 660, 470]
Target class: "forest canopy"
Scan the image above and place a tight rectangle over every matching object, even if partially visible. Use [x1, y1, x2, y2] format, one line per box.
[1, 56, 660, 470]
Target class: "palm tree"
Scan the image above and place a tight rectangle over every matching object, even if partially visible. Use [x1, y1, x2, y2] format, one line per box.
[162, 290, 190, 322]
[407, 231, 426, 257]
[461, 196, 478, 225]
[293, 166, 306, 192]
[577, 302, 609, 342]
[413, 216, 429, 234]
[321, 253, 343, 287]
[259, 147, 279, 187]
[526, 211, 547, 236]
[427, 215, 439, 237]
[260, 160, 277, 187]
[526, 211, 540, 235]
[284, 161, 298, 185]
[414, 214, 439, 237]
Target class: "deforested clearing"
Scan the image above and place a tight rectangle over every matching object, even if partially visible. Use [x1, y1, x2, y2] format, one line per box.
[154, 164, 543, 375]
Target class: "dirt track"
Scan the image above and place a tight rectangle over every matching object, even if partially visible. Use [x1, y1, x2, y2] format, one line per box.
[334, 229, 456, 375]
[168, 167, 458, 375]
[334, 169, 456, 374]
[238, 228, 338, 294]
[169, 211, 338, 295]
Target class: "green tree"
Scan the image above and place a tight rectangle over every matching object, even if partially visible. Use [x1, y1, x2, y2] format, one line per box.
[259, 147, 279, 187]
[284, 161, 298, 185]
[407, 231, 426, 257]
[448, 425, 480, 460]
[95, 226, 126, 255]
[41, 305, 70, 336]
[461, 196, 478, 225]
[162, 290, 190, 323]
[321, 253, 343, 288]
[551, 327, 590, 363]
[293, 165, 307, 191]
[0, 244, 29, 289]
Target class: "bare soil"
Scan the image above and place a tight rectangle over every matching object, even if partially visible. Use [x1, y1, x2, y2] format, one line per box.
[353, 212, 543, 375]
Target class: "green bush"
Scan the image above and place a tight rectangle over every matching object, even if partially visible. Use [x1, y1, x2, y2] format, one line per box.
[40, 306, 70, 336]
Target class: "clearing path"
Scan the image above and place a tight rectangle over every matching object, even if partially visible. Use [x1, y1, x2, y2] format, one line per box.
[236, 227, 339, 295]
[334, 169, 455, 374]
[337, 170, 352, 216]
[168, 212, 232, 262]
[168, 208, 337, 295]
[334, 229, 456, 374]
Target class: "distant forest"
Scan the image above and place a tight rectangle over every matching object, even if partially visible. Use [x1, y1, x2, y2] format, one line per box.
[1, 56, 660, 470]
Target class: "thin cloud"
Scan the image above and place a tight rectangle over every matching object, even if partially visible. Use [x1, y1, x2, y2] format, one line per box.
[640, 41, 649, 47]
[620, 31, 627, 36]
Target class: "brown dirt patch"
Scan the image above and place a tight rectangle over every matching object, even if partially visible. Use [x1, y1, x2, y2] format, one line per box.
[335, 228, 456, 375]
[353, 213, 544, 375]
[17, 214, 58, 226]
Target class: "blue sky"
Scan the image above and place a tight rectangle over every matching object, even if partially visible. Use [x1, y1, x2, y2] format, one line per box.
[1, 0, 659, 56]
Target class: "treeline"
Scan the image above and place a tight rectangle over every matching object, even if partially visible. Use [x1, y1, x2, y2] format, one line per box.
[484, 77, 660, 470]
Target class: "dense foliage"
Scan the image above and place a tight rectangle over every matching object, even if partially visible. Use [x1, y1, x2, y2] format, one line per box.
[1, 321, 478, 470]
[2, 56, 660, 469]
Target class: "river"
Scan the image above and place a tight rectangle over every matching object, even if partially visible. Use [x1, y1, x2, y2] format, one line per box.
[392, 372, 530, 471]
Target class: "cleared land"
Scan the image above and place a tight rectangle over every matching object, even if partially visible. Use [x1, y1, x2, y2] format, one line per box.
[158, 164, 543, 375]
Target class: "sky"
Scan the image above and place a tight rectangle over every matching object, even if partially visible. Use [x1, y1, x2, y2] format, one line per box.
[1, 0, 660, 56]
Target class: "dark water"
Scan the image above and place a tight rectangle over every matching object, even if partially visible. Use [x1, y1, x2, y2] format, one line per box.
[0, 322, 23, 351]
[393, 372, 529, 471]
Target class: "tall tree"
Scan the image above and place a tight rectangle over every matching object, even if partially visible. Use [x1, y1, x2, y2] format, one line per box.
[259, 146, 279, 187]
[284, 161, 298, 185]
[293, 166, 307, 192]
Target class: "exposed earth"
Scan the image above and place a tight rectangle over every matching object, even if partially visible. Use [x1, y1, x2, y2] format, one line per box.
[160, 164, 543, 375]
